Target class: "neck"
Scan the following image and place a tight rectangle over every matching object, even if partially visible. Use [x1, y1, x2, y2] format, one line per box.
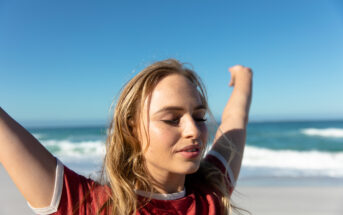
[144, 165, 186, 194]
[151, 174, 185, 194]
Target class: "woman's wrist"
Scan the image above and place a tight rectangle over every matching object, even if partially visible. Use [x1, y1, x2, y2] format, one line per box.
[235, 70, 252, 83]
[233, 77, 252, 95]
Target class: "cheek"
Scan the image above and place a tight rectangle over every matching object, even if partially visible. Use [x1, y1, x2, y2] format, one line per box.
[147, 123, 179, 151]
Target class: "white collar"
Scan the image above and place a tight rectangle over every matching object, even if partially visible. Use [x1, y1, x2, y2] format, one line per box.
[134, 188, 186, 200]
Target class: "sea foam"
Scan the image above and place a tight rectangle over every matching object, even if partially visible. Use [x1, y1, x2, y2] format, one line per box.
[41, 140, 106, 163]
[242, 145, 343, 177]
[301, 128, 343, 138]
[39, 137, 343, 178]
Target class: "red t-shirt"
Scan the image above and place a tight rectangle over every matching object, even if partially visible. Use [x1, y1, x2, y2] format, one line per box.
[29, 150, 235, 215]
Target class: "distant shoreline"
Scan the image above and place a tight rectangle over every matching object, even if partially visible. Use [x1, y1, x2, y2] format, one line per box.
[248, 118, 343, 124]
[23, 118, 343, 129]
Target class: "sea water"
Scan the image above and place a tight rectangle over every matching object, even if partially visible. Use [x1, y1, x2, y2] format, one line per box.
[28, 120, 343, 186]
[241, 121, 343, 186]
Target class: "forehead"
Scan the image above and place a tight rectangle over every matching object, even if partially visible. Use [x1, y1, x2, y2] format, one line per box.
[145, 74, 203, 113]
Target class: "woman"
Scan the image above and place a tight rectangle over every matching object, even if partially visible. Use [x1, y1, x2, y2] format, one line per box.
[0, 59, 252, 214]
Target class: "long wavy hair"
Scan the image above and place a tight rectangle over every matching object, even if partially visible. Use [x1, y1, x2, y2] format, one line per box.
[101, 59, 237, 214]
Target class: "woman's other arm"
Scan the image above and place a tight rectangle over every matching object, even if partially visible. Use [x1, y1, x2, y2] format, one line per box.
[0, 107, 56, 208]
[211, 65, 253, 183]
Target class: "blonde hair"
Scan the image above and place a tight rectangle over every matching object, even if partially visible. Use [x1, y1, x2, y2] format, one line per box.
[101, 59, 237, 214]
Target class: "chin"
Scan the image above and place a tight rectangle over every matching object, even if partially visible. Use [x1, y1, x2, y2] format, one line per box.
[186, 168, 199, 175]
[182, 163, 201, 174]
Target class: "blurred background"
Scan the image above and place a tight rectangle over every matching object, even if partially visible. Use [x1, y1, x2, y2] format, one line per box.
[1, 0, 343, 185]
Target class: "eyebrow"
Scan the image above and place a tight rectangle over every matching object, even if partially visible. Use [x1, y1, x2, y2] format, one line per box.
[153, 105, 207, 115]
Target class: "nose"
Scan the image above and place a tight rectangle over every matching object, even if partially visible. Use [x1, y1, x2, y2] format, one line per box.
[182, 115, 202, 139]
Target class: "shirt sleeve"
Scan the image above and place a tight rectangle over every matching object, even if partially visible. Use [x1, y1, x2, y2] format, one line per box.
[204, 150, 236, 195]
[28, 159, 110, 215]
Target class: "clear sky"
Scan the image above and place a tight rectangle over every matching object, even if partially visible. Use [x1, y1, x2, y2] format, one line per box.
[1, 0, 343, 126]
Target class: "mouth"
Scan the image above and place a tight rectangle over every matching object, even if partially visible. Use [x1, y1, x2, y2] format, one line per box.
[177, 145, 202, 159]
[182, 148, 199, 152]
[178, 144, 201, 152]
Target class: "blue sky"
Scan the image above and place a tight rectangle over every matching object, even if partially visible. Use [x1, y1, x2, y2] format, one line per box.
[1, 0, 343, 126]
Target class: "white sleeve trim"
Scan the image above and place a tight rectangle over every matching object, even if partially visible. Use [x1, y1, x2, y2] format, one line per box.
[207, 150, 236, 187]
[27, 158, 64, 215]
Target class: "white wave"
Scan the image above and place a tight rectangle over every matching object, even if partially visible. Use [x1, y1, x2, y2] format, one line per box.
[301, 128, 343, 138]
[41, 140, 106, 164]
[39, 139, 343, 178]
[242, 146, 343, 177]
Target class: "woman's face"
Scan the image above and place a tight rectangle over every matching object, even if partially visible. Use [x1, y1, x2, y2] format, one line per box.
[138, 74, 208, 178]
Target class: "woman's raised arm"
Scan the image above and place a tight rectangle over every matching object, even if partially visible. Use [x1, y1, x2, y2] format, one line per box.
[211, 65, 253, 183]
[0, 107, 56, 208]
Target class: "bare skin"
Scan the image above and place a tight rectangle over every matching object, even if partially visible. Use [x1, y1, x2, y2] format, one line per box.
[137, 65, 252, 194]
[212, 65, 253, 182]
[138, 74, 208, 194]
[0, 64, 252, 208]
[0, 109, 56, 208]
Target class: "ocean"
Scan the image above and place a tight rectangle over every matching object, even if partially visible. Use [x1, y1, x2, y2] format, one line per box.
[28, 120, 343, 186]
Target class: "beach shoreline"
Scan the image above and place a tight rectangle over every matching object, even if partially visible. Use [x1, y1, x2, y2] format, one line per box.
[232, 185, 343, 215]
[2, 165, 343, 215]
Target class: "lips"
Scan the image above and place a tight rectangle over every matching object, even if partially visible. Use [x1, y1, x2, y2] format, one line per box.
[177, 145, 201, 152]
[177, 144, 202, 159]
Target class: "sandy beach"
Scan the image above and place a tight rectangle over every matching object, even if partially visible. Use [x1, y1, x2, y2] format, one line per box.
[1, 166, 35, 215]
[232, 185, 343, 215]
[2, 165, 343, 215]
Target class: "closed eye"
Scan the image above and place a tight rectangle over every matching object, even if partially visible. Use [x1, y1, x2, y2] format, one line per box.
[162, 117, 206, 126]
[193, 112, 207, 123]
[194, 117, 207, 122]
[162, 119, 180, 126]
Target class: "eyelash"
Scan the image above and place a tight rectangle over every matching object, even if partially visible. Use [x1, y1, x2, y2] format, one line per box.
[162, 117, 207, 126]
[162, 120, 179, 126]
[196, 118, 207, 122]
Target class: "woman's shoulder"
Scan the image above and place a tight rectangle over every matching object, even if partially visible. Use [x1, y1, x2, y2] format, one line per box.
[62, 163, 111, 201]
[29, 159, 111, 215]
